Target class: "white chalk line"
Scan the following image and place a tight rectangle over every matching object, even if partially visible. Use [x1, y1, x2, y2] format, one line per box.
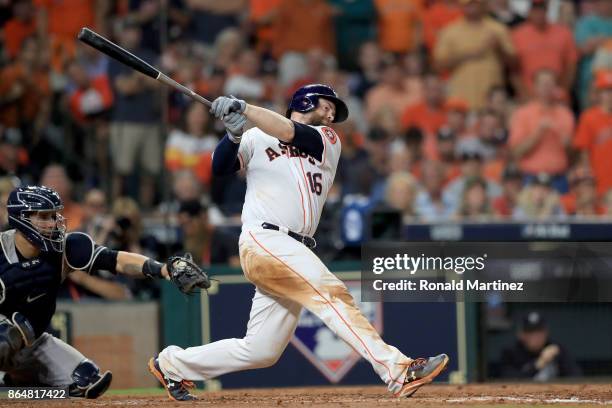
[446, 396, 612, 405]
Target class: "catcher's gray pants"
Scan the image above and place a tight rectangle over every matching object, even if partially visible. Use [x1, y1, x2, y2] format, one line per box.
[2, 333, 85, 386]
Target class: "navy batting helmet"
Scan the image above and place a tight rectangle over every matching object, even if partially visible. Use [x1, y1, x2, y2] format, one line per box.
[286, 84, 349, 123]
[7, 185, 66, 252]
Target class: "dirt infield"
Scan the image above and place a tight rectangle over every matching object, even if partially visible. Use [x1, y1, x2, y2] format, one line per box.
[4, 384, 612, 407]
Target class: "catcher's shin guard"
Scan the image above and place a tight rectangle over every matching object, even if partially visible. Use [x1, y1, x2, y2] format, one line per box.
[68, 359, 112, 399]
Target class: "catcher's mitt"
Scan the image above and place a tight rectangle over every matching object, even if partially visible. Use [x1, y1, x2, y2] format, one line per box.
[167, 253, 211, 294]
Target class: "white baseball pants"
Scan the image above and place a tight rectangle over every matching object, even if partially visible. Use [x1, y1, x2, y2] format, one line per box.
[158, 226, 410, 394]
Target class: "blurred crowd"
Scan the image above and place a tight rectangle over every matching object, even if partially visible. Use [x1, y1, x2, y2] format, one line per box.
[0, 0, 612, 294]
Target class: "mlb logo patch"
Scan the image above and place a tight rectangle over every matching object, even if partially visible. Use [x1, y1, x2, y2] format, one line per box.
[290, 282, 382, 383]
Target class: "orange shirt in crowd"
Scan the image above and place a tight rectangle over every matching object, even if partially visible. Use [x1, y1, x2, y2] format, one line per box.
[34, 0, 94, 41]
[573, 106, 612, 195]
[250, 0, 282, 50]
[272, 0, 335, 58]
[34, 0, 96, 70]
[422, 0, 463, 54]
[69, 76, 114, 123]
[509, 101, 575, 175]
[560, 193, 605, 215]
[365, 78, 423, 121]
[63, 201, 84, 231]
[3, 18, 36, 59]
[374, 0, 424, 54]
[434, 17, 514, 110]
[0, 63, 50, 128]
[400, 102, 447, 160]
[511, 22, 578, 92]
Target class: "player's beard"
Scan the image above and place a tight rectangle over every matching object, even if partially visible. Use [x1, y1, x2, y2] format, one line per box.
[304, 111, 329, 127]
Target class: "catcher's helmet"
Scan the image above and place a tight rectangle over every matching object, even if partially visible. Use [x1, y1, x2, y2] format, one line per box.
[286, 84, 349, 123]
[7, 185, 66, 252]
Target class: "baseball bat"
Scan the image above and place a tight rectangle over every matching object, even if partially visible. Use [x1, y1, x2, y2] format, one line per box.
[77, 27, 241, 112]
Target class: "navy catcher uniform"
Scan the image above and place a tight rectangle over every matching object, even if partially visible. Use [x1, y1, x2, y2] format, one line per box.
[0, 185, 202, 398]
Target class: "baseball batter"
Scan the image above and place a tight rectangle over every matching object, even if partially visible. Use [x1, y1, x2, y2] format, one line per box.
[149, 84, 448, 401]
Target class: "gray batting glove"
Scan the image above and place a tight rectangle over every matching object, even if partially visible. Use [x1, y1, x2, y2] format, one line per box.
[210, 96, 246, 119]
[224, 111, 247, 139]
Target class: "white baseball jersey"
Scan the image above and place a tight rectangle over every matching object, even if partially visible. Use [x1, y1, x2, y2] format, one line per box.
[237, 125, 341, 237]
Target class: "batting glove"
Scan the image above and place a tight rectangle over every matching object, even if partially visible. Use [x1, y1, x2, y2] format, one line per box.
[210, 96, 246, 119]
[224, 111, 247, 141]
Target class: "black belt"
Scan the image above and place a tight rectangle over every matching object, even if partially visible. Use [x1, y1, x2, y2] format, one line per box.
[261, 223, 316, 249]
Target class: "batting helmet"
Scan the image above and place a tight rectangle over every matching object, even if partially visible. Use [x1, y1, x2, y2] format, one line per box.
[7, 185, 66, 252]
[286, 84, 349, 123]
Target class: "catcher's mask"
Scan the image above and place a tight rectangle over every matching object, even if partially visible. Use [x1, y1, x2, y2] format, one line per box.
[7, 185, 66, 252]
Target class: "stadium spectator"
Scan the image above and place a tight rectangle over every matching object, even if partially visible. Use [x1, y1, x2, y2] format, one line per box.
[186, 0, 246, 45]
[223, 49, 268, 100]
[488, 0, 524, 28]
[107, 20, 161, 207]
[248, 0, 282, 54]
[272, 0, 336, 79]
[127, 0, 190, 52]
[422, 0, 463, 55]
[561, 167, 603, 217]
[575, 0, 612, 109]
[362, 127, 393, 202]
[0, 128, 29, 180]
[34, 0, 106, 72]
[211, 27, 246, 74]
[573, 70, 612, 196]
[487, 85, 515, 126]
[165, 102, 218, 188]
[329, 0, 376, 71]
[336, 120, 369, 198]
[436, 127, 461, 183]
[443, 150, 502, 214]
[511, 0, 578, 98]
[602, 190, 612, 217]
[64, 267, 132, 301]
[384, 171, 419, 222]
[78, 188, 111, 243]
[513, 173, 565, 219]
[365, 58, 422, 122]
[288, 48, 337, 95]
[177, 199, 240, 267]
[0, 177, 18, 229]
[499, 311, 581, 381]
[0, 36, 50, 141]
[509, 69, 574, 193]
[401, 73, 447, 160]
[66, 59, 114, 124]
[457, 176, 492, 220]
[492, 164, 523, 218]
[374, 0, 424, 55]
[415, 160, 454, 220]
[3, 0, 36, 60]
[349, 41, 384, 100]
[434, 0, 515, 109]
[39, 164, 83, 231]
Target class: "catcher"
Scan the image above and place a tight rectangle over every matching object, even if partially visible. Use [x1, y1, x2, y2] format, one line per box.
[0, 185, 209, 398]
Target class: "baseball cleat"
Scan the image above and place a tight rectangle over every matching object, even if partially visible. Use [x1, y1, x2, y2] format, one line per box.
[68, 368, 113, 399]
[395, 353, 449, 398]
[148, 357, 197, 401]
